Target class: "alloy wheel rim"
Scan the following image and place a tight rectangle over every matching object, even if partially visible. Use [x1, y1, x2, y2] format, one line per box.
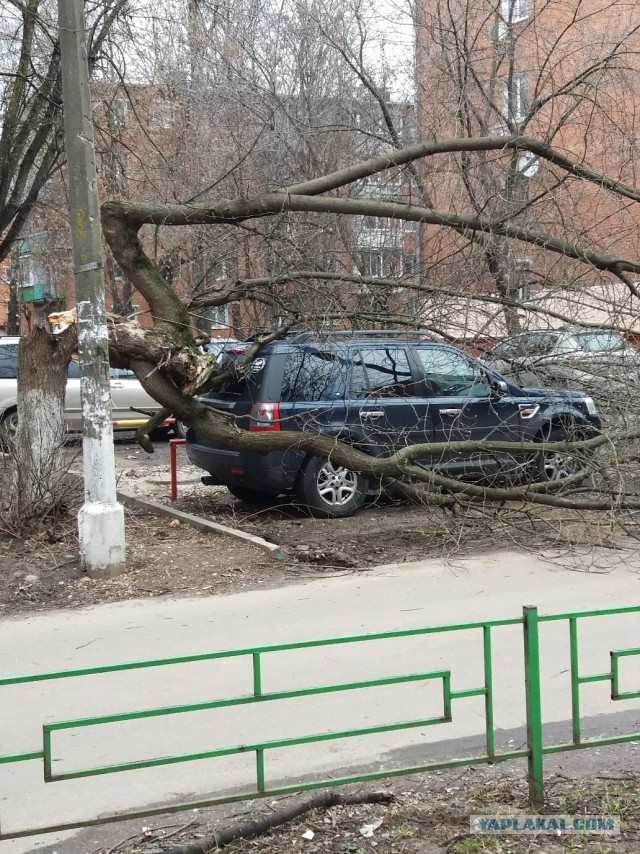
[543, 450, 580, 481]
[316, 461, 358, 506]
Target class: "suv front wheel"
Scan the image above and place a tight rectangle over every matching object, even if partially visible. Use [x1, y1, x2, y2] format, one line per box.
[535, 424, 591, 485]
[295, 456, 368, 518]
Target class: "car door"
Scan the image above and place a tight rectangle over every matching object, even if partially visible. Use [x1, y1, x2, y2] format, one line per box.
[345, 346, 436, 457]
[414, 346, 526, 473]
[64, 365, 160, 430]
[63, 359, 82, 430]
[109, 368, 159, 425]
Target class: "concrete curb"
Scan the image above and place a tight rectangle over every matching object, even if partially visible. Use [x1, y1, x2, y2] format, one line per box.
[116, 487, 287, 560]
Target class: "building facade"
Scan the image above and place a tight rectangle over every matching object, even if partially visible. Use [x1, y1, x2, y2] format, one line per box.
[414, 0, 640, 338]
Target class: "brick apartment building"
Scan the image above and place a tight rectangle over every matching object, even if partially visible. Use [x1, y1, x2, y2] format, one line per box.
[414, 0, 640, 339]
[8, 81, 419, 339]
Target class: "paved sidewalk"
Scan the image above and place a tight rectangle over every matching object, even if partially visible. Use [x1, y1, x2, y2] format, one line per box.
[2, 546, 640, 852]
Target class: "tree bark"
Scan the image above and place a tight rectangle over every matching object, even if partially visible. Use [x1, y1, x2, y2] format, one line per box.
[11, 325, 77, 521]
[6, 277, 19, 335]
[165, 789, 394, 854]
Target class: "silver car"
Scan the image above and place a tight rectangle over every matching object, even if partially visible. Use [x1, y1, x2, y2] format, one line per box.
[483, 328, 640, 401]
[0, 337, 167, 443]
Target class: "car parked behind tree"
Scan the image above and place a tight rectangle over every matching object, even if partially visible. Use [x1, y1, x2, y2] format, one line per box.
[482, 329, 640, 401]
[0, 337, 171, 445]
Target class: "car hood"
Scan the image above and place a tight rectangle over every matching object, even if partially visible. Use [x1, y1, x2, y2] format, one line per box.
[519, 386, 590, 403]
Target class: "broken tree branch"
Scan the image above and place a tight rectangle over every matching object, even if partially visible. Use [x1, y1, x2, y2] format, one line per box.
[164, 789, 394, 854]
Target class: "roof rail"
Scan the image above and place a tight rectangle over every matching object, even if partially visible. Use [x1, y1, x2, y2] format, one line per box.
[290, 329, 440, 341]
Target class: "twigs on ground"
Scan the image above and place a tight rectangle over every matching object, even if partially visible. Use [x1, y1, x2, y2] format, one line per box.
[164, 789, 394, 853]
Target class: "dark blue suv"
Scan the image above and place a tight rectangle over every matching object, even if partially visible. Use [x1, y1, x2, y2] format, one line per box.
[186, 331, 601, 517]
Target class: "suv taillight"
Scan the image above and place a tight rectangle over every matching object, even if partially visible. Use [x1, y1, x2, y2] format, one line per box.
[248, 402, 281, 432]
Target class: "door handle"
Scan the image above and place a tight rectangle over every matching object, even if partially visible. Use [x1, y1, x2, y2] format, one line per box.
[440, 408, 462, 416]
[360, 410, 385, 419]
[111, 381, 125, 389]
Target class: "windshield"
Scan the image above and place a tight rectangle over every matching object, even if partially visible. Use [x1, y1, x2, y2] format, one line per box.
[571, 332, 624, 352]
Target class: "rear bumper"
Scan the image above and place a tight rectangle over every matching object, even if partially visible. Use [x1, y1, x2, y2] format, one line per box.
[186, 436, 304, 493]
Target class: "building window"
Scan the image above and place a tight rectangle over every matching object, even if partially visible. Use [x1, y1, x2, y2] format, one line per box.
[152, 100, 174, 128]
[501, 0, 528, 24]
[359, 173, 404, 199]
[359, 250, 403, 278]
[210, 258, 228, 280]
[514, 258, 532, 301]
[404, 251, 419, 275]
[107, 99, 127, 130]
[315, 254, 337, 273]
[355, 215, 404, 248]
[209, 304, 228, 328]
[502, 72, 529, 125]
[104, 148, 128, 188]
[352, 111, 380, 135]
[362, 215, 391, 230]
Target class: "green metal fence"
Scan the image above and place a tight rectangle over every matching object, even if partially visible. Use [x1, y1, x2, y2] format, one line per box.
[1, 603, 639, 839]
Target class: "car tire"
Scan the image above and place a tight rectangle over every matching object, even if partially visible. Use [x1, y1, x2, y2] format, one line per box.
[533, 424, 591, 486]
[294, 456, 368, 518]
[0, 409, 18, 449]
[226, 484, 276, 507]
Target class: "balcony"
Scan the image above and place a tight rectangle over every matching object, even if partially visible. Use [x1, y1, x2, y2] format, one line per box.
[19, 284, 60, 303]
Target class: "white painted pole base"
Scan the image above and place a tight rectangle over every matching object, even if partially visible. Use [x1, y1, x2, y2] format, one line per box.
[78, 502, 126, 578]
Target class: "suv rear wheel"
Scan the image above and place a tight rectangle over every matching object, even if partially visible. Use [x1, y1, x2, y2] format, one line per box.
[295, 456, 368, 518]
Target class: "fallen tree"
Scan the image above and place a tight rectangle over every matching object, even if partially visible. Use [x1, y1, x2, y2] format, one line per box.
[92, 134, 640, 512]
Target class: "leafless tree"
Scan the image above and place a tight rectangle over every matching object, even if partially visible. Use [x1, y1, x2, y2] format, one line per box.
[415, 0, 640, 333]
[97, 131, 640, 517]
[11, 0, 640, 532]
[0, 0, 129, 331]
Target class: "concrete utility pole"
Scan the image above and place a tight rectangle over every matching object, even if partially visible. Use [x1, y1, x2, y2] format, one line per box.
[58, 0, 126, 576]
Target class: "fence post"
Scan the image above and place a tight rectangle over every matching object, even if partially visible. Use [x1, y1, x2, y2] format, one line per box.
[523, 605, 544, 808]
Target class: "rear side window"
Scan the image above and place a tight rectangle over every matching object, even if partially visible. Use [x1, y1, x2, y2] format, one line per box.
[528, 334, 562, 356]
[350, 348, 417, 397]
[211, 354, 270, 400]
[0, 344, 18, 378]
[281, 349, 340, 401]
[487, 339, 523, 359]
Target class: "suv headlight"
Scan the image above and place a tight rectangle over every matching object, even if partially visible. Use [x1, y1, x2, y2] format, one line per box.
[584, 396, 598, 416]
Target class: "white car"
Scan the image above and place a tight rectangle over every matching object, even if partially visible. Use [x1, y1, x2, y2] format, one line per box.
[0, 337, 169, 444]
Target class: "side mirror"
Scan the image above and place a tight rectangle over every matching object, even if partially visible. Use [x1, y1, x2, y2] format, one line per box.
[490, 379, 509, 398]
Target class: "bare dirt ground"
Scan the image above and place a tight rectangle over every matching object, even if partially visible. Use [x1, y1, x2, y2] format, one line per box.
[46, 759, 640, 854]
[0, 445, 630, 616]
[4, 446, 640, 854]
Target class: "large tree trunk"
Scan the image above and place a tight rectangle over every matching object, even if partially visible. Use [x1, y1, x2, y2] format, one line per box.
[11, 326, 77, 521]
[6, 278, 19, 335]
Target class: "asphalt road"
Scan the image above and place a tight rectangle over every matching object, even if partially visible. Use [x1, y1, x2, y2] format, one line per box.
[2, 547, 640, 852]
